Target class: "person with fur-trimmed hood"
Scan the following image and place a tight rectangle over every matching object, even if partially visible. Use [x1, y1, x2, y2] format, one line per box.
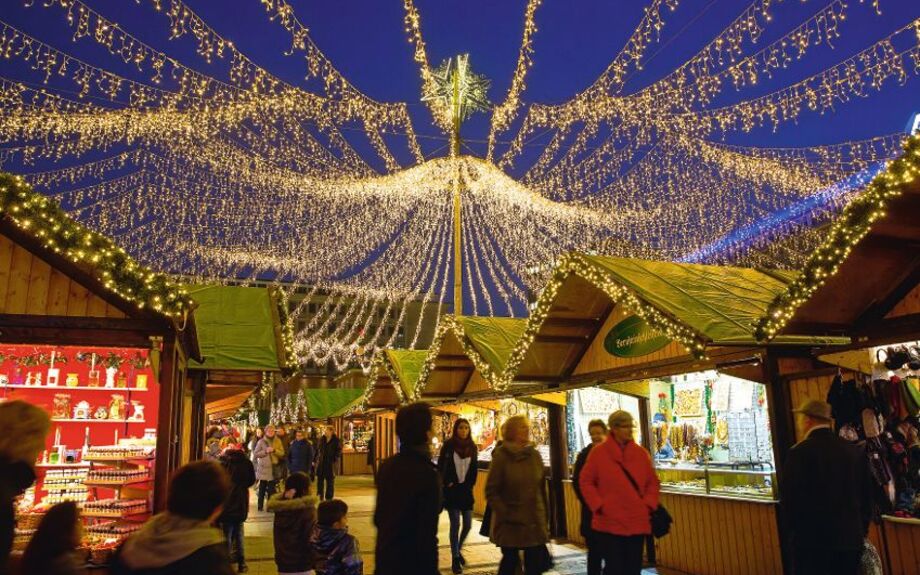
[267, 472, 319, 575]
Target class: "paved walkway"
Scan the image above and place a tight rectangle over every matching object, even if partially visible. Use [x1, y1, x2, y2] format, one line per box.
[239, 475, 675, 575]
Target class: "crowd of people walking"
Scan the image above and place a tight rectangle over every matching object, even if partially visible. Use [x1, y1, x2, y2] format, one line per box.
[0, 396, 877, 575]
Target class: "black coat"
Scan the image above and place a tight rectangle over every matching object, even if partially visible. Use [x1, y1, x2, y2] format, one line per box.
[782, 427, 872, 552]
[436, 440, 478, 511]
[288, 439, 315, 475]
[571, 443, 595, 538]
[266, 493, 318, 572]
[218, 449, 256, 523]
[316, 435, 342, 478]
[110, 543, 233, 575]
[0, 458, 35, 574]
[374, 448, 442, 575]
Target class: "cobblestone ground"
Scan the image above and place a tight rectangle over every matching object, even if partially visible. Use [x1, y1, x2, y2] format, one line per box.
[237, 475, 676, 575]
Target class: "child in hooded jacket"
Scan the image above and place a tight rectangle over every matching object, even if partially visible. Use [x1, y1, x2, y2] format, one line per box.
[267, 472, 319, 575]
[311, 499, 363, 575]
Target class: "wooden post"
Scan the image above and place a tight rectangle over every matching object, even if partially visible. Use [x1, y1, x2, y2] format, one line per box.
[763, 351, 794, 575]
[153, 335, 177, 511]
[547, 402, 568, 538]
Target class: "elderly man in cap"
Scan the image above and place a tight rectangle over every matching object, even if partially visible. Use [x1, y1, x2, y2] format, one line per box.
[782, 399, 872, 575]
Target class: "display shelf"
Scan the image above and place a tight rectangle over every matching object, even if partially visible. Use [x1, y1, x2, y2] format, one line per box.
[82, 510, 148, 520]
[84, 477, 150, 488]
[82, 455, 154, 463]
[51, 418, 145, 423]
[40, 484, 87, 492]
[1, 384, 147, 392]
[35, 462, 90, 468]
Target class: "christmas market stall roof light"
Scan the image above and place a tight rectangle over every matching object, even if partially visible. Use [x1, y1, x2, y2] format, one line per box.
[363, 348, 429, 407]
[0, 172, 193, 319]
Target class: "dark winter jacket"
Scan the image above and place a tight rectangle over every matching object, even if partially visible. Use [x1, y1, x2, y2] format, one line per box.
[311, 524, 363, 575]
[486, 443, 549, 547]
[110, 512, 233, 575]
[782, 427, 872, 552]
[374, 447, 441, 575]
[0, 457, 35, 574]
[267, 493, 318, 573]
[288, 438, 315, 475]
[219, 449, 256, 523]
[316, 435, 342, 478]
[571, 443, 596, 538]
[437, 439, 478, 511]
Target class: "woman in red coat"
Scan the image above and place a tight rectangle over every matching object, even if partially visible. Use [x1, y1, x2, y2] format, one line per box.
[578, 410, 659, 575]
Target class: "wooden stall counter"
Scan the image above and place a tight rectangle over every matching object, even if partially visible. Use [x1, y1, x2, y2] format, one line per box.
[880, 515, 920, 575]
[340, 450, 373, 475]
[563, 482, 783, 575]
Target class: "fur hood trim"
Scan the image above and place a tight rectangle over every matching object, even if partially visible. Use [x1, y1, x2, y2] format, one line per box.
[266, 493, 318, 513]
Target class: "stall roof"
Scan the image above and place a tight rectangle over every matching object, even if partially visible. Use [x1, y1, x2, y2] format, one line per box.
[414, 316, 529, 399]
[755, 138, 920, 344]
[190, 285, 281, 371]
[385, 349, 428, 400]
[304, 388, 366, 419]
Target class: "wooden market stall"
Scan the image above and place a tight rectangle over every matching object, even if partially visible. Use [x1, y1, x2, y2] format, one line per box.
[501, 252, 852, 575]
[750, 144, 920, 575]
[0, 173, 200, 560]
[187, 284, 287, 456]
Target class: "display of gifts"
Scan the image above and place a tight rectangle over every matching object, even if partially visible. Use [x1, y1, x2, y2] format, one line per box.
[52, 394, 71, 419]
[46, 351, 60, 387]
[135, 374, 147, 390]
[83, 498, 147, 516]
[73, 401, 91, 419]
[85, 445, 150, 460]
[108, 395, 126, 420]
[65, 373, 79, 387]
[129, 401, 145, 421]
[93, 406, 109, 420]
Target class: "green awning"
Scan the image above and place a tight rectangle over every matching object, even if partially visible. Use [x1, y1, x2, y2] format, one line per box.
[385, 349, 428, 399]
[304, 388, 366, 419]
[456, 316, 528, 373]
[190, 285, 281, 371]
[579, 255, 848, 346]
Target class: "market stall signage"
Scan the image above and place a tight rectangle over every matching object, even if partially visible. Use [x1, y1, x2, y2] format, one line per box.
[604, 315, 671, 358]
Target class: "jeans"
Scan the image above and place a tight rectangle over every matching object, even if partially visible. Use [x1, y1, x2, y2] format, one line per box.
[257, 479, 277, 511]
[793, 547, 861, 575]
[595, 532, 644, 575]
[317, 474, 335, 500]
[497, 546, 550, 575]
[220, 522, 245, 564]
[447, 508, 472, 558]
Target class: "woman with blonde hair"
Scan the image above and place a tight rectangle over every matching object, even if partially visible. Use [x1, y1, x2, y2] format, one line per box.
[485, 415, 551, 575]
[0, 400, 50, 571]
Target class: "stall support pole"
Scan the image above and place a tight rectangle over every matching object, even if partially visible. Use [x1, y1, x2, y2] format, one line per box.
[764, 351, 794, 575]
[547, 402, 568, 538]
[154, 334, 178, 512]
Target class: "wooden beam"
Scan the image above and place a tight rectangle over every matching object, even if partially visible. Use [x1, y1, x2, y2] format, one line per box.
[0, 313, 169, 347]
[534, 334, 590, 344]
[512, 374, 561, 383]
[853, 256, 920, 327]
[542, 317, 600, 329]
[850, 312, 920, 344]
[436, 354, 469, 361]
[433, 365, 474, 372]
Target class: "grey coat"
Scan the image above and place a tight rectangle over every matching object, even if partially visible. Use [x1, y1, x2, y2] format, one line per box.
[485, 443, 549, 548]
[253, 437, 274, 481]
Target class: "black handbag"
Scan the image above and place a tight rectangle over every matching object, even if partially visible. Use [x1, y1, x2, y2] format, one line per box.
[614, 459, 672, 538]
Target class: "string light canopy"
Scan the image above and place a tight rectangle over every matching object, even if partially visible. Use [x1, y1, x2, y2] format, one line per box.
[0, 0, 916, 370]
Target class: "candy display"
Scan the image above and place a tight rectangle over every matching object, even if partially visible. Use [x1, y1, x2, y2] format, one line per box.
[87, 468, 149, 483]
[85, 445, 151, 460]
[83, 498, 148, 517]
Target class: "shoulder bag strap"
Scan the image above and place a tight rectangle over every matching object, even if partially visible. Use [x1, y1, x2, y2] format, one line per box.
[608, 445, 643, 498]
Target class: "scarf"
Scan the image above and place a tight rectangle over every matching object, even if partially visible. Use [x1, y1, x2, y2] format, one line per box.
[118, 512, 224, 569]
[449, 435, 477, 459]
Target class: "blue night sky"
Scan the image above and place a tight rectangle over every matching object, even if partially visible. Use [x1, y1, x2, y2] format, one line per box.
[3, 0, 919, 173]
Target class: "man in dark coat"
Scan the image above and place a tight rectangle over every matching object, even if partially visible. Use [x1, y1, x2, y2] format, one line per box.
[374, 402, 442, 575]
[288, 429, 315, 476]
[782, 399, 872, 575]
[572, 418, 608, 575]
[218, 448, 256, 573]
[316, 425, 342, 501]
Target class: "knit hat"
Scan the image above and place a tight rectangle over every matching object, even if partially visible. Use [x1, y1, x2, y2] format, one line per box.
[0, 400, 51, 465]
[792, 399, 833, 422]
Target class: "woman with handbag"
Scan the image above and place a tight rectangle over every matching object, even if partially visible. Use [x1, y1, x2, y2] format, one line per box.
[579, 410, 660, 575]
[485, 415, 552, 575]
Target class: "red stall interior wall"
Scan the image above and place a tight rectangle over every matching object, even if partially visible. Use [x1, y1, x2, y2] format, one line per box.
[0, 344, 160, 505]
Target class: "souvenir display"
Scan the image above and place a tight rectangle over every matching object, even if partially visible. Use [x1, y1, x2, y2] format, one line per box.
[129, 401, 145, 422]
[73, 401, 91, 420]
[94, 406, 109, 420]
[52, 394, 71, 419]
[135, 374, 148, 390]
[65, 373, 79, 388]
[108, 395, 126, 421]
[674, 387, 704, 417]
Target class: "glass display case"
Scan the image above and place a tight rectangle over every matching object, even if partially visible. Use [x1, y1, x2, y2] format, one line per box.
[656, 463, 776, 501]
